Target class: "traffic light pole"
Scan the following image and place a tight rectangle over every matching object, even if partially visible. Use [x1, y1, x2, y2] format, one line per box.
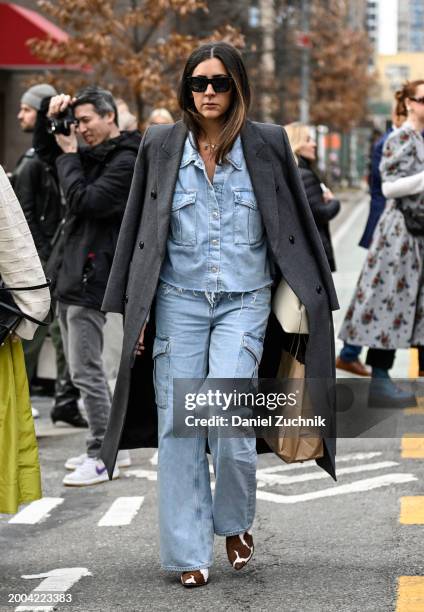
[299, 0, 310, 124]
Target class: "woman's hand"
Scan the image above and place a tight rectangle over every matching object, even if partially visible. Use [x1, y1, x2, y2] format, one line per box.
[135, 322, 147, 356]
[323, 189, 335, 202]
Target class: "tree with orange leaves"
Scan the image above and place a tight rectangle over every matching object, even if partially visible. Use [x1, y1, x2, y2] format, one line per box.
[309, 0, 373, 130]
[28, 0, 244, 122]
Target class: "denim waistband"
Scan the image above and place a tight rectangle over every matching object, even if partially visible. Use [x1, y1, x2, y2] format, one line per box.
[158, 281, 272, 310]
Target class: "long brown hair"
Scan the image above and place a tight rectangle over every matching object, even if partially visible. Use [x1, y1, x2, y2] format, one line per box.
[177, 42, 250, 164]
[395, 80, 424, 116]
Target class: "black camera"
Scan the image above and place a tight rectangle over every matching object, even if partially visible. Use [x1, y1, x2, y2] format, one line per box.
[46, 108, 76, 136]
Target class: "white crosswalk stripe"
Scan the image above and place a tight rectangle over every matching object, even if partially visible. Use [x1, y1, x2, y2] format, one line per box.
[256, 473, 418, 504]
[8, 498, 64, 525]
[97, 496, 144, 526]
[17, 567, 91, 611]
[256, 461, 399, 486]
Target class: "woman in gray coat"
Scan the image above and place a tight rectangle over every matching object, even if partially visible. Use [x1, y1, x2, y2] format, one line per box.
[339, 80, 424, 404]
[100, 42, 338, 587]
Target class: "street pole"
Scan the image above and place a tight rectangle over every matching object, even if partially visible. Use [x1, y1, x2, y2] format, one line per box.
[299, 0, 310, 124]
[259, 0, 276, 123]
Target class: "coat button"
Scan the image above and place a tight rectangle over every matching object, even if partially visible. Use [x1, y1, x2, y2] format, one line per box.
[276, 185, 280, 192]
[139, 241, 144, 249]
[150, 190, 157, 199]
[289, 235, 295, 244]
[124, 294, 129, 304]
[316, 284, 322, 294]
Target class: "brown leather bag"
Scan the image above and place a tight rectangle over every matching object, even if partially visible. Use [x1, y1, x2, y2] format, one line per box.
[263, 350, 323, 463]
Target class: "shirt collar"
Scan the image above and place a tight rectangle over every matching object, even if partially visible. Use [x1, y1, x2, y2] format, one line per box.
[180, 134, 199, 168]
[226, 135, 243, 170]
[180, 133, 243, 170]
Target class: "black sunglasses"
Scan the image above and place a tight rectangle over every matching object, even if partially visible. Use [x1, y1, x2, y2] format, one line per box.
[187, 75, 233, 93]
[410, 96, 424, 105]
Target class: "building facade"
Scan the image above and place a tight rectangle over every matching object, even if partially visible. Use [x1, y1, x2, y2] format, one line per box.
[398, 0, 424, 52]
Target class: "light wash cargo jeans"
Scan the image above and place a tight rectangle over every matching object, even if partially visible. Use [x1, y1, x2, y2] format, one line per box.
[153, 281, 271, 571]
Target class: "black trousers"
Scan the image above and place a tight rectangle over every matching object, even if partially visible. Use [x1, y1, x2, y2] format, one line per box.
[366, 347, 424, 371]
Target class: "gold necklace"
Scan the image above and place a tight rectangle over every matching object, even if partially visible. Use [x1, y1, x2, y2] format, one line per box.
[200, 140, 217, 151]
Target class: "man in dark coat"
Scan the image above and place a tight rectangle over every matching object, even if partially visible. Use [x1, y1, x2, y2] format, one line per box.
[46, 86, 140, 486]
[99, 120, 339, 483]
[13, 84, 85, 427]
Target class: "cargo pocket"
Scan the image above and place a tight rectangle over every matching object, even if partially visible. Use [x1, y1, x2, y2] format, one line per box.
[170, 191, 197, 246]
[152, 336, 170, 409]
[235, 332, 264, 379]
[233, 189, 264, 246]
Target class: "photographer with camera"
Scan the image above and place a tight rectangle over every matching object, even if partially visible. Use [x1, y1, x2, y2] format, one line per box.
[44, 86, 140, 486]
[13, 84, 85, 428]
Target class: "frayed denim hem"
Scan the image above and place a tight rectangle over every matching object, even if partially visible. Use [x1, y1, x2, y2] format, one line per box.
[161, 563, 211, 572]
[214, 527, 250, 537]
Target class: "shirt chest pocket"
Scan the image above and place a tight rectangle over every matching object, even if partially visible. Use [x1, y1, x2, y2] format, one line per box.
[170, 191, 197, 246]
[233, 189, 264, 246]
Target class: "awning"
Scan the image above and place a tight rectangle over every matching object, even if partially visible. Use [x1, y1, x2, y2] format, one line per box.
[0, 2, 74, 69]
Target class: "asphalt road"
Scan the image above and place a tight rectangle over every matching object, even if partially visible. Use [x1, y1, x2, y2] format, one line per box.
[1, 190, 423, 612]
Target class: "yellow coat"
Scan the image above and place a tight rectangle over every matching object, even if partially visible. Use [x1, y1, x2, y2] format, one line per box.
[0, 337, 41, 514]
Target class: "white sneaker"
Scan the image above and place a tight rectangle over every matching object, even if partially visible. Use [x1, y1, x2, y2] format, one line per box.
[62, 457, 119, 486]
[31, 406, 40, 419]
[65, 449, 131, 471]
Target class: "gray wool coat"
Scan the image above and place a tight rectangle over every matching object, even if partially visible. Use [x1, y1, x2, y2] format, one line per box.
[100, 119, 340, 480]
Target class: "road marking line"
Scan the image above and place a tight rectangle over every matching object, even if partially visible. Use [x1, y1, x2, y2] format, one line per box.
[404, 406, 424, 415]
[401, 436, 424, 459]
[396, 576, 424, 612]
[332, 198, 368, 251]
[8, 498, 64, 525]
[257, 451, 383, 475]
[17, 568, 91, 611]
[409, 348, 419, 379]
[257, 461, 399, 485]
[97, 496, 144, 527]
[400, 497, 424, 525]
[124, 469, 157, 481]
[256, 473, 417, 504]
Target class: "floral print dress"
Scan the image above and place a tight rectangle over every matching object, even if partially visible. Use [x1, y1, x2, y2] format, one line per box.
[339, 123, 424, 349]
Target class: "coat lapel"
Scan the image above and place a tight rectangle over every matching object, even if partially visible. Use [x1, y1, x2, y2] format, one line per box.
[241, 120, 280, 254]
[157, 121, 188, 258]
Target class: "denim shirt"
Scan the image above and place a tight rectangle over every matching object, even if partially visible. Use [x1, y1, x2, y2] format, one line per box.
[159, 134, 272, 292]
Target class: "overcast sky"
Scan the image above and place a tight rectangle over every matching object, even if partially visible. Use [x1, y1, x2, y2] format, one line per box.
[378, 0, 398, 54]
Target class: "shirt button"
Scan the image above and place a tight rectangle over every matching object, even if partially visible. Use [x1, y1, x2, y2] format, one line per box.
[212, 239, 219, 246]
[211, 266, 218, 273]
[289, 235, 295, 244]
[150, 190, 157, 199]
[139, 241, 144, 249]
[213, 211, 219, 218]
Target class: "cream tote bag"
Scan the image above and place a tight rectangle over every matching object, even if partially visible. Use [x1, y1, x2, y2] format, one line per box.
[272, 278, 309, 334]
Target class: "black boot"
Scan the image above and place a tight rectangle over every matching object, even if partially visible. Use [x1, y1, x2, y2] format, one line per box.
[51, 401, 88, 428]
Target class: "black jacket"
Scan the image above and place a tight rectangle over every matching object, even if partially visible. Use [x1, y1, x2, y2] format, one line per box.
[12, 148, 62, 262]
[53, 131, 140, 309]
[298, 156, 340, 272]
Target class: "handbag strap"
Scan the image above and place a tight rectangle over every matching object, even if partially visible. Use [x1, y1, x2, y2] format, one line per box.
[0, 280, 53, 327]
[0, 280, 51, 292]
[0, 299, 51, 326]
